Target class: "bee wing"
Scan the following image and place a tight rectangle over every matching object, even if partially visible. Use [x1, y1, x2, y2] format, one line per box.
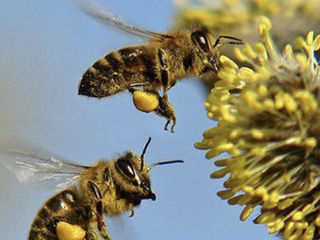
[0, 150, 88, 188]
[74, 0, 172, 41]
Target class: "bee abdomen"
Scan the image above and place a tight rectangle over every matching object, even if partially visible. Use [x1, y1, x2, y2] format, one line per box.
[29, 210, 58, 240]
[79, 52, 125, 99]
[79, 46, 161, 99]
[28, 190, 82, 240]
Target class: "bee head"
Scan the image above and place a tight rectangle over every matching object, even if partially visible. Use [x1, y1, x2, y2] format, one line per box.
[191, 29, 243, 73]
[113, 138, 183, 202]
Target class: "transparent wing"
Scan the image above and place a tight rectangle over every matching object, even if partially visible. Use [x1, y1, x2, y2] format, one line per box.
[74, 0, 172, 41]
[0, 150, 89, 188]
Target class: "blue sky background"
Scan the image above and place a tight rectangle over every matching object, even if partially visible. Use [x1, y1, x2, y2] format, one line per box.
[0, 0, 274, 239]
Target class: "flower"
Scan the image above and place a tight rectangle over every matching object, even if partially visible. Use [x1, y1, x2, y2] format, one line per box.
[195, 16, 320, 240]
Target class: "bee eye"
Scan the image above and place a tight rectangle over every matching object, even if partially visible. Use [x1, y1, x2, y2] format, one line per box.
[116, 159, 136, 178]
[191, 31, 210, 52]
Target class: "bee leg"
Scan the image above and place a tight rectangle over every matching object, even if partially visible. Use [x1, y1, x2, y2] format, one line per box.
[89, 210, 111, 240]
[128, 84, 176, 132]
[170, 117, 176, 133]
[128, 82, 150, 89]
[86, 223, 101, 240]
[164, 117, 176, 132]
[129, 209, 135, 217]
[164, 120, 170, 131]
[88, 180, 102, 199]
[85, 203, 111, 240]
[160, 79, 177, 132]
[88, 181, 111, 240]
[154, 95, 176, 133]
[87, 220, 112, 240]
[96, 203, 112, 240]
[98, 223, 112, 240]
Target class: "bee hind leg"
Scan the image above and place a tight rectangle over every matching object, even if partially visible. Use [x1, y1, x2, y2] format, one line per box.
[164, 120, 170, 131]
[99, 224, 112, 240]
[86, 207, 112, 240]
[164, 118, 176, 133]
[129, 209, 135, 217]
[128, 85, 176, 133]
[155, 96, 176, 133]
[87, 221, 112, 240]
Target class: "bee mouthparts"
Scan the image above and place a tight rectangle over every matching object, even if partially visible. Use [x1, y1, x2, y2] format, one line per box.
[138, 192, 156, 201]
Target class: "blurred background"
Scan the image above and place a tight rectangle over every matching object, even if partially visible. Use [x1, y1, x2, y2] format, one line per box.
[0, 0, 274, 239]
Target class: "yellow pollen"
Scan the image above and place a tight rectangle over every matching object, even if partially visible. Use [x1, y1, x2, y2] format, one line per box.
[56, 222, 86, 240]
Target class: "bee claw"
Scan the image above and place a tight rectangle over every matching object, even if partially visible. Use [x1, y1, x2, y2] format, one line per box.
[163, 119, 176, 133]
[164, 120, 170, 131]
[170, 119, 176, 133]
[129, 210, 135, 217]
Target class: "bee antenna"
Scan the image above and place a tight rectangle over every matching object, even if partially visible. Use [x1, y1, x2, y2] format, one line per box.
[147, 160, 184, 171]
[213, 35, 243, 48]
[140, 137, 152, 170]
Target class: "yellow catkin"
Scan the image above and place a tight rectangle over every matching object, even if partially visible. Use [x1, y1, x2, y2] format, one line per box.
[292, 211, 303, 221]
[305, 138, 317, 149]
[306, 31, 314, 46]
[240, 205, 254, 221]
[314, 35, 320, 50]
[220, 55, 239, 70]
[301, 225, 315, 240]
[195, 14, 320, 239]
[217, 189, 235, 199]
[210, 167, 229, 178]
[315, 215, 320, 226]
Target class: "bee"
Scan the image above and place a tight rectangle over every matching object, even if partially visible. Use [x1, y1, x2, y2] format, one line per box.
[76, 0, 243, 132]
[0, 137, 183, 240]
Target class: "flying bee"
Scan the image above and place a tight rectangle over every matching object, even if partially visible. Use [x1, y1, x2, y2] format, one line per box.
[76, 0, 243, 132]
[0, 138, 183, 240]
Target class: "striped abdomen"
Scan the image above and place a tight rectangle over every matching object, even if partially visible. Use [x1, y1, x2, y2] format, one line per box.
[79, 45, 162, 99]
[28, 189, 91, 240]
